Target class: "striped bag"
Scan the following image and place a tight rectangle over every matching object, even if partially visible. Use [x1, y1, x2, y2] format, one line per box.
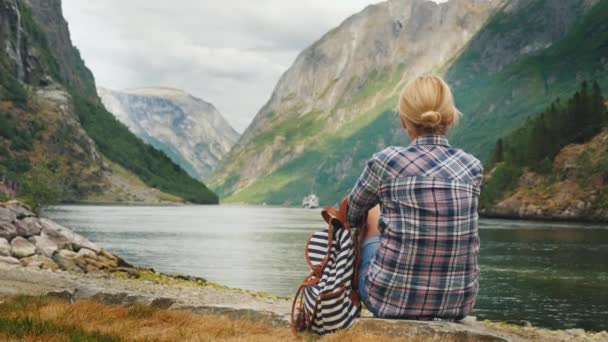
[290, 200, 361, 336]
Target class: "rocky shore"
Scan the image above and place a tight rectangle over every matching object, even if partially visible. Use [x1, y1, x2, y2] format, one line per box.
[0, 201, 606, 341]
[0, 201, 134, 273]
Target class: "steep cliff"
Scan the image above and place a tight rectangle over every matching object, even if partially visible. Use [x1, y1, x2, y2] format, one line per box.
[210, 0, 499, 205]
[98, 87, 239, 180]
[0, 0, 218, 204]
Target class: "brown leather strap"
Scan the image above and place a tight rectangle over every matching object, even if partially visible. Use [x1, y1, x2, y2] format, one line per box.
[290, 284, 305, 337]
[321, 197, 349, 229]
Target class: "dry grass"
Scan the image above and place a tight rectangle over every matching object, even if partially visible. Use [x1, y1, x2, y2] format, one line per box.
[0, 295, 479, 342]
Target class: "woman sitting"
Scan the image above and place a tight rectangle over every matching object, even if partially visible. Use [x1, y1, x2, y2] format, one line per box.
[347, 75, 483, 320]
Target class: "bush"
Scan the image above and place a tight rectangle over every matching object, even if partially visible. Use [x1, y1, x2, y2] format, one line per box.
[24, 162, 67, 213]
[8, 157, 31, 173]
[480, 163, 521, 207]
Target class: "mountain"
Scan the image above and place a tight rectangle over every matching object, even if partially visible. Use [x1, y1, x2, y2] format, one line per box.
[445, 0, 606, 159]
[98, 87, 239, 180]
[209, 0, 608, 206]
[0, 0, 218, 204]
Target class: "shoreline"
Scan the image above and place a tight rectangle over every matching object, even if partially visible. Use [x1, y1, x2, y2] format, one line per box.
[0, 264, 606, 341]
[51, 202, 608, 226]
[479, 211, 608, 225]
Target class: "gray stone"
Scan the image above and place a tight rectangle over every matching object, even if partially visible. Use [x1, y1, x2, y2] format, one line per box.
[150, 297, 175, 309]
[0, 237, 11, 256]
[14, 217, 43, 237]
[75, 247, 97, 259]
[0, 220, 17, 240]
[52, 249, 81, 272]
[10, 236, 36, 258]
[40, 218, 100, 253]
[0, 255, 20, 265]
[40, 220, 72, 250]
[4, 201, 34, 219]
[0, 207, 16, 222]
[355, 319, 507, 342]
[20, 254, 60, 270]
[30, 234, 59, 257]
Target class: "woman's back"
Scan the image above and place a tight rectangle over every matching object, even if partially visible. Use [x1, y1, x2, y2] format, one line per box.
[347, 75, 484, 320]
[349, 134, 483, 318]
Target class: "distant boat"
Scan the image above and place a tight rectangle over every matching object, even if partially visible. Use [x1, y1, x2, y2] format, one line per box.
[302, 194, 319, 209]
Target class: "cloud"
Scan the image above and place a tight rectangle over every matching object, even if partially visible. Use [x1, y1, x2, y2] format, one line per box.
[62, 0, 447, 132]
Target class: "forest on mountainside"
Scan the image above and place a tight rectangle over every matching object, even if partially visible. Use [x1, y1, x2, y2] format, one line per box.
[481, 81, 608, 208]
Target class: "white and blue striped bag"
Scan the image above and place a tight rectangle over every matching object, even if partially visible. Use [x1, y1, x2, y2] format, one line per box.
[291, 205, 361, 336]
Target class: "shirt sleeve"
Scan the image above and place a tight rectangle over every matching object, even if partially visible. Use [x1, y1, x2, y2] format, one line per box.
[347, 156, 381, 228]
[474, 162, 484, 189]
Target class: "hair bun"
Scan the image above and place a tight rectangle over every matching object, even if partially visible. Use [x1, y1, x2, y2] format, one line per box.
[420, 110, 442, 127]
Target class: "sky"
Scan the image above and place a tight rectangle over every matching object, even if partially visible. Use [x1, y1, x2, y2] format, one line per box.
[63, 0, 448, 132]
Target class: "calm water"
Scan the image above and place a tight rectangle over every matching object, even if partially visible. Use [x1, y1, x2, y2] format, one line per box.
[45, 205, 608, 331]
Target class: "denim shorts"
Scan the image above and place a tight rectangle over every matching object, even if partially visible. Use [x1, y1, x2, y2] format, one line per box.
[358, 235, 380, 315]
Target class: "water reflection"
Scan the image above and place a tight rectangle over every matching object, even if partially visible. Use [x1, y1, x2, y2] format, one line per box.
[45, 205, 608, 331]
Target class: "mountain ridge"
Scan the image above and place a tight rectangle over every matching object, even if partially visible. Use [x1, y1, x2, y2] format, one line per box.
[98, 86, 240, 180]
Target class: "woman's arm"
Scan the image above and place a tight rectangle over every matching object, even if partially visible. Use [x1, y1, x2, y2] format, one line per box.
[346, 157, 381, 228]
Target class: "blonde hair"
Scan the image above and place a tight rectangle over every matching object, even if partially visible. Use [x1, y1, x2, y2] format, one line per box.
[398, 75, 461, 135]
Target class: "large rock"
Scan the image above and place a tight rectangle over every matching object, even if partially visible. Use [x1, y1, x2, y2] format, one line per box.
[30, 235, 59, 257]
[0, 220, 17, 240]
[14, 217, 43, 237]
[52, 249, 82, 272]
[0, 206, 17, 222]
[75, 248, 97, 259]
[40, 218, 100, 253]
[10, 237, 36, 259]
[19, 254, 60, 270]
[0, 255, 20, 265]
[40, 219, 72, 250]
[0, 237, 11, 256]
[3, 201, 35, 219]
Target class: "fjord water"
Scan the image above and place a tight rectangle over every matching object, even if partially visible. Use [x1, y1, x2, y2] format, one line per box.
[45, 205, 608, 331]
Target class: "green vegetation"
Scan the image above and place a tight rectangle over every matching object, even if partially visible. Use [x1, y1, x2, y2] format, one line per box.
[447, 0, 608, 160]
[0, 55, 27, 102]
[0, 1, 219, 204]
[23, 162, 68, 213]
[481, 82, 607, 206]
[72, 94, 218, 204]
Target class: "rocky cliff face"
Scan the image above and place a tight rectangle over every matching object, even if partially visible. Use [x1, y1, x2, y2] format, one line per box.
[98, 87, 239, 180]
[22, 0, 98, 99]
[0, 0, 106, 198]
[209, 0, 499, 205]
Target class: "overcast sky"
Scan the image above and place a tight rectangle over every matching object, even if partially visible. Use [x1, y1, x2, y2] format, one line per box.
[63, 0, 447, 132]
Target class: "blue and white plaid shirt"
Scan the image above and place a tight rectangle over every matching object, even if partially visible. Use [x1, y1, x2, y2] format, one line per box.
[347, 134, 483, 319]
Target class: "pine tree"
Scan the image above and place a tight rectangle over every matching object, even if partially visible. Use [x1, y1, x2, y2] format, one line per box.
[491, 138, 504, 165]
[591, 81, 606, 126]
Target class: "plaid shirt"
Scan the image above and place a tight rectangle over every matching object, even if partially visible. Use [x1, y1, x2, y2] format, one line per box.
[347, 135, 483, 319]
